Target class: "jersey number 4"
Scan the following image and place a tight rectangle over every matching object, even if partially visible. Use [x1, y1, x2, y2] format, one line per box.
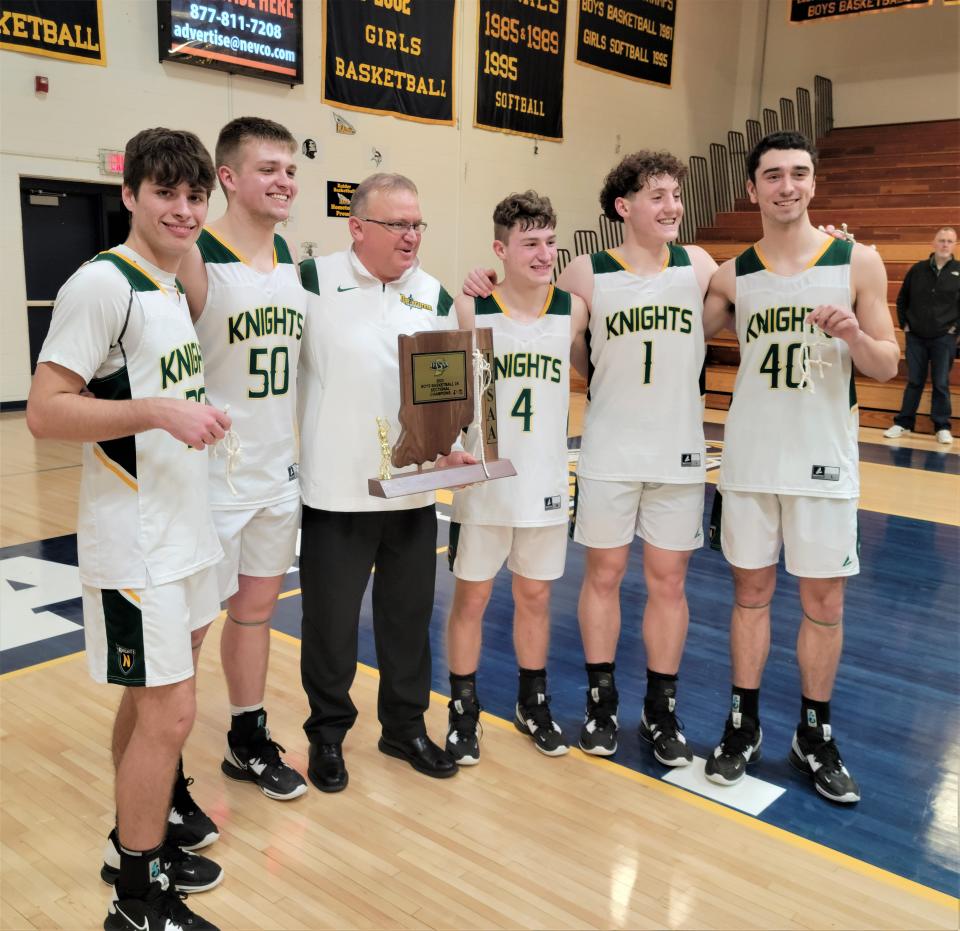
[248, 347, 289, 398]
[511, 387, 534, 432]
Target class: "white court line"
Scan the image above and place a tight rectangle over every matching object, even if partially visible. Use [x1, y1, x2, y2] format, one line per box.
[662, 756, 786, 816]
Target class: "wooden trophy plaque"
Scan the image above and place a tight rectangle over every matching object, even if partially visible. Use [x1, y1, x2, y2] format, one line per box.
[368, 327, 516, 498]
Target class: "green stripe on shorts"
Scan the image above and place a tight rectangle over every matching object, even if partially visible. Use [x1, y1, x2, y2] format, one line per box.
[102, 589, 147, 686]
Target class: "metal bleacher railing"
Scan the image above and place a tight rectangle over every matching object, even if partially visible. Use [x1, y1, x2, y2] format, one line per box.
[561, 76, 833, 265]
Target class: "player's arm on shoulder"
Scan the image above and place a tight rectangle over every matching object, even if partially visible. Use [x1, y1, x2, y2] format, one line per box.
[569, 294, 589, 377]
[686, 245, 719, 297]
[807, 244, 899, 382]
[463, 264, 497, 297]
[178, 244, 208, 322]
[555, 253, 594, 309]
[702, 259, 736, 339]
[454, 293, 476, 330]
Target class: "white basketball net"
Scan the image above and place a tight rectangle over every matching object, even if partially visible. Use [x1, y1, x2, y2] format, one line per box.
[797, 325, 833, 394]
[214, 403, 242, 495]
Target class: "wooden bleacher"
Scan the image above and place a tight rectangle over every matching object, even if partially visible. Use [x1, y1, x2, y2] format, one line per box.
[700, 119, 960, 434]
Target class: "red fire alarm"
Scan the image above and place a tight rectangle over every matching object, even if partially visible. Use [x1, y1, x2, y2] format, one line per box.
[35, 75, 49, 94]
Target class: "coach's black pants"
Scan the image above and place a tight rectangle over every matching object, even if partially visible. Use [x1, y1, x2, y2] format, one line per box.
[300, 504, 438, 745]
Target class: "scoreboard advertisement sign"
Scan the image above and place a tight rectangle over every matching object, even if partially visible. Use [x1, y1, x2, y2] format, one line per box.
[157, 0, 303, 85]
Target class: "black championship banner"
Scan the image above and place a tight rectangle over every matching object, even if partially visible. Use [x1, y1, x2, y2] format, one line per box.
[576, 0, 675, 87]
[789, 0, 931, 22]
[0, 0, 105, 65]
[474, 0, 566, 141]
[323, 0, 455, 126]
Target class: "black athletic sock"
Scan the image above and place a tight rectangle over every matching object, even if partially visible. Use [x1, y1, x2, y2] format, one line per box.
[116, 840, 164, 900]
[518, 667, 547, 703]
[730, 685, 760, 723]
[585, 662, 617, 702]
[230, 707, 267, 742]
[644, 669, 678, 710]
[449, 671, 477, 701]
[800, 696, 831, 733]
[585, 661, 615, 683]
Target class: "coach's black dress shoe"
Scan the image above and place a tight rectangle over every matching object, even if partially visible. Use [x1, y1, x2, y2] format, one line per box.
[378, 735, 458, 778]
[307, 743, 348, 793]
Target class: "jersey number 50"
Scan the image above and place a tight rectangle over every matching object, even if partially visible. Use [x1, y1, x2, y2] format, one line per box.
[248, 346, 290, 398]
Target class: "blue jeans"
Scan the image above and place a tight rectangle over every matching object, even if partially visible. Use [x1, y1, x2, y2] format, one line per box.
[894, 332, 956, 431]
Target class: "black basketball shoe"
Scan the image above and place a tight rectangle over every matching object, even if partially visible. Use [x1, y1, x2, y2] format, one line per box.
[167, 768, 219, 851]
[445, 695, 482, 765]
[638, 693, 693, 767]
[222, 720, 307, 801]
[101, 829, 223, 894]
[579, 678, 619, 757]
[704, 712, 762, 786]
[104, 872, 219, 930]
[789, 723, 860, 804]
[514, 681, 569, 757]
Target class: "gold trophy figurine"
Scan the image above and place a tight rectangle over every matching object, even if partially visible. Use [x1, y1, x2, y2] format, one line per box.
[376, 417, 392, 481]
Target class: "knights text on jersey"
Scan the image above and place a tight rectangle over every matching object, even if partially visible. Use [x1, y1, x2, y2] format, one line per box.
[297, 248, 456, 512]
[719, 238, 860, 498]
[578, 245, 706, 483]
[453, 287, 571, 527]
[37, 246, 221, 588]
[194, 228, 306, 509]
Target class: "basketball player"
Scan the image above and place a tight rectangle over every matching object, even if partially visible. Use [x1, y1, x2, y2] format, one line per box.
[27, 128, 225, 930]
[179, 117, 307, 801]
[445, 192, 588, 763]
[466, 152, 716, 764]
[702, 131, 898, 803]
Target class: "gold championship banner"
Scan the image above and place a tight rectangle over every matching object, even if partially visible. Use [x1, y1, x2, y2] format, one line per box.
[790, 0, 931, 22]
[474, 0, 566, 141]
[322, 0, 455, 126]
[576, 0, 675, 88]
[0, 0, 105, 65]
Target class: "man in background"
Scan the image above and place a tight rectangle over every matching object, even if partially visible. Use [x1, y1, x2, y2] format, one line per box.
[884, 227, 958, 444]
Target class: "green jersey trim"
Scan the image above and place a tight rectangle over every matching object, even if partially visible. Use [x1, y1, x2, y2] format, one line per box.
[437, 286, 453, 318]
[299, 259, 320, 296]
[667, 243, 692, 267]
[196, 228, 240, 265]
[474, 293, 501, 316]
[273, 234, 294, 265]
[735, 247, 766, 278]
[815, 238, 854, 267]
[591, 250, 626, 275]
[546, 287, 572, 316]
[92, 252, 163, 293]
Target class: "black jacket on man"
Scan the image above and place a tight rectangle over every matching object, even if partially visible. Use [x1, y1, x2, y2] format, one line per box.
[896, 254, 960, 339]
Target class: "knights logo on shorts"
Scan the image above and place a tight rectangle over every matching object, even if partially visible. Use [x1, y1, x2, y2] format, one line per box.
[116, 645, 137, 676]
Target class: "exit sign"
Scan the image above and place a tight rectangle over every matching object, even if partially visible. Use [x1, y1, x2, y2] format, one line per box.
[99, 149, 125, 176]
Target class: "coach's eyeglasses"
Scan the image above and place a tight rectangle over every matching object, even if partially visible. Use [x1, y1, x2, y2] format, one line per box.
[357, 217, 428, 235]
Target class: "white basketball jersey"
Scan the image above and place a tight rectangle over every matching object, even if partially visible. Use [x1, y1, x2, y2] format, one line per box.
[453, 287, 572, 527]
[720, 238, 859, 498]
[38, 248, 221, 588]
[194, 229, 306, 509]
[578, 245, 706, 483]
